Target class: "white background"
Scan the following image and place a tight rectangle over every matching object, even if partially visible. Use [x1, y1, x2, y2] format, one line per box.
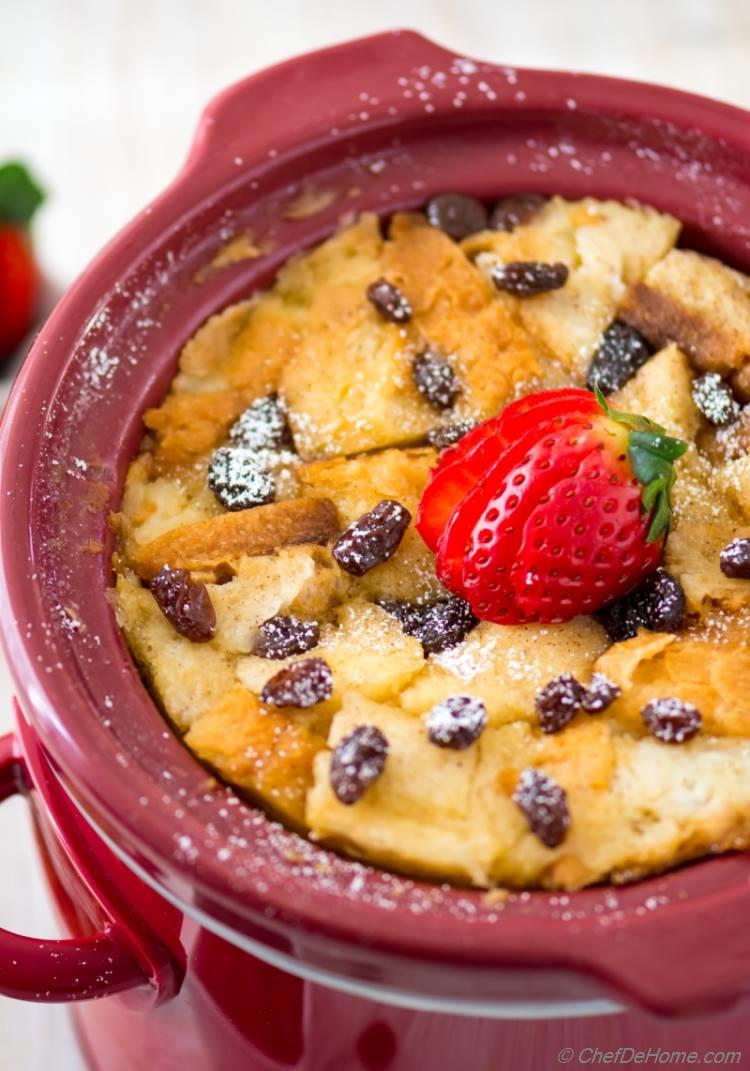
[1, 1, 749, 1067]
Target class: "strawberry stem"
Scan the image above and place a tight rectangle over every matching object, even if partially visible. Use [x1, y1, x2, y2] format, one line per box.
[0, 162, 44, 226]
[594, 385, 688, 542]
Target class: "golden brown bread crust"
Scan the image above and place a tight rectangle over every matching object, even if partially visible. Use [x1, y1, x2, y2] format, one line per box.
[619, 249, 750, 399]
[113, 198, 750, 890]
[130, 497, 339, 580]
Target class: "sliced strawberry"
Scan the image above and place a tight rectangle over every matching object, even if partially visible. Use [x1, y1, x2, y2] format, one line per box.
[435, 422, 546, 596]
[459, 420, 602, 623]
[0, 162, 44, 359]
[417, 388, 597, 551]
[512, 448, 661, 622]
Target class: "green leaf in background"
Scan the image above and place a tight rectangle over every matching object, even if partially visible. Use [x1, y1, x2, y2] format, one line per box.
[0, 162, 44, 226]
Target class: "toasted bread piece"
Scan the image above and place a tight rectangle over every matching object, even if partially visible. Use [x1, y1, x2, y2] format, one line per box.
[399, 618, 609, 726]
[280, 215, 440, 458]
[187, 686, 326, 827]
[477, 718, 750, 889]
[307, 693, 494, 885]
[114, 573, 236, 731]
[237, 598, 424, 703]
[297, 447, 444, 602]
[610, 343, 699, 440]
[463, 197, 680, 379]
[210, 546, 343, 655]
[144, 390, 249, 470]
[384, 213, 543, 418]
[619, 249, 750, 398]
[130, 497, 339, 580]
[595, 630, 750, 738]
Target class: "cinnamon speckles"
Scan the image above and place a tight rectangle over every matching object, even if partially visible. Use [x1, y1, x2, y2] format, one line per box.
[261, 657, 333, 708]
[720, 537, 750, 579]
[641, 697, 702, 743]
[366, 278, 412, 323]
[330, 725, 389, 804]
[149, 565, 216, 642]
[492, 260, 569, 296]
[513, 768, 570, 848]
[252, 615, 320, 659]
[332, 500, 411, 576]
[412, 350, 461, 410]
[426, 696, 487, 749]
[534, 673, 585, 733]
[426, 193, 488, 240]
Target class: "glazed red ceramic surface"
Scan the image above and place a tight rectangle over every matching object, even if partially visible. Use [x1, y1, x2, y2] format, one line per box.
[3, 31, 750, 1028]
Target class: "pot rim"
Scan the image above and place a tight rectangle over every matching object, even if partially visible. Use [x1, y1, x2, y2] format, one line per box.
[4, 30, 750, 1017]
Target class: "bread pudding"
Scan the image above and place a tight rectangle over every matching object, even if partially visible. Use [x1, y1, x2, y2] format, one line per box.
[113, 193, 750, 890]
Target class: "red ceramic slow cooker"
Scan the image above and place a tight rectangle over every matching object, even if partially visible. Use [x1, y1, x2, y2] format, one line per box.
[3, 30, 750, 1070]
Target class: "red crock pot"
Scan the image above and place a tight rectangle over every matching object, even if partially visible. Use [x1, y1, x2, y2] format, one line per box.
[3, 30, 750, 1070]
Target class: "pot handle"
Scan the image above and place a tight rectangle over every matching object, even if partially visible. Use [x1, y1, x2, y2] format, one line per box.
[0, 732, 148, 1002]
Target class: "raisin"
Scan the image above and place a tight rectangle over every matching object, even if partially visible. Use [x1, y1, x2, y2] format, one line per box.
[586, 322, 654, 394]
[513, 768, 570, 848]
[641, 697, 702, 743]
[252, 615, 320, 660]
[425, 193, 488, 240]
[492, 260, 568, 296]
[208, 447, 275, 511]
[581, 673, 621, 713]
[426, 696, 487, 749]
[260, 657, 333, 708]
[378, 596, 477, 655]
[597, 567, 685, 642]
[412, 350, 461, 410]
[149, 565, 216, 643]
[366, 278, 412, 323]
[692, 373, 740, 427]
[426, 420, 476, 449]
[330, 725, 389, 804]
[490, 192, 547, 232]
[720, 537, 750, 579]
[332, 500, 411, 576]
[229, 394, 293, 450]
[534, 673, 585, 733]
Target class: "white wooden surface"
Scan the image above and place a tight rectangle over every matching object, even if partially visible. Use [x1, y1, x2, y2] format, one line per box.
[1, 1, 749, 1067]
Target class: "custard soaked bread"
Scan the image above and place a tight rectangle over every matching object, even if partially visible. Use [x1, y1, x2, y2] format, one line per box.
[114, 193, 750, 889]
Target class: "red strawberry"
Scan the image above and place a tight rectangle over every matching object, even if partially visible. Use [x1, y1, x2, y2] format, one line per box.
[0, 162, 44, 359]
[418, 387, 598, 551]
[418, 387, 687, 625]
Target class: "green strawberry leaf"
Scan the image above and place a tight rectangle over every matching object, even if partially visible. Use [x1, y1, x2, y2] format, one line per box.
[595, 385, 688, 543]
[0, 162, 44, 225]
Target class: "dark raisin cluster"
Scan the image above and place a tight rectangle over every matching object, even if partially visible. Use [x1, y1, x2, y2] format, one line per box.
[492, 260, 569, 296]
[426, 696, 487, 750]
[586, 322, 653, 394]
[330, 725, 389, 804]
[261, 658, 333, 708]
[149, 565, 216, 643]
[596, 568, 686, 642]
[378, 596, 478, 655]
[332, 500, 411, 576]
[513, 768, 571, 848]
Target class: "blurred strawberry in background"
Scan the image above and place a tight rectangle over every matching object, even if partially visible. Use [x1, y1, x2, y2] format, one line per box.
[0, 162, 44, 362]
